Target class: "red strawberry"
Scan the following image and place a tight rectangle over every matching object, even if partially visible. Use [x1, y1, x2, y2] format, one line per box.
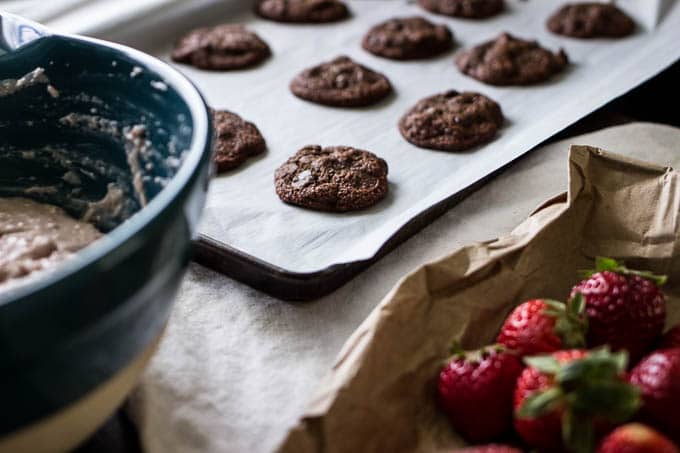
[438, 344, 523, 442]
[451, 445, 523, 453]
[629, 348, 680, 438]
[659, 324, 680, 349]
[497, 297, 586, 357]
[570, 257, 666, 362]
[598, 423, 679, 453]
[514, 348, 640, 453]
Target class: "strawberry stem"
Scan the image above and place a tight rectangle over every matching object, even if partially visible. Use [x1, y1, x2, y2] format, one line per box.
[542, 296, 588, 348]
[562, 409, 594, 453]
[580, 257, 667, 286]
[449, 341, 465, 357]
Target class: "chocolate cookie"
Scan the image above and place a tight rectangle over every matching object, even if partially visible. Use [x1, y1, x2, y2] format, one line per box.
[212, 110, 266, 172]
[274, 145, 389, 212]
[399, 90, 503, 151]
[417, 0, 504, 19]
[455, 32, 569, 86]
[362, 16, 454, 60]
[255, 0, 349, 23]
[547, 3, 635, 39]
[171, 25, 270, 70]
[290, 56, 393, 107]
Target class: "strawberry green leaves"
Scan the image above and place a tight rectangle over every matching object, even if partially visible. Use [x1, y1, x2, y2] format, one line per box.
[580, 257, 667, 286]
[517, 348, 640, 453]
[544, 294, 588, 349]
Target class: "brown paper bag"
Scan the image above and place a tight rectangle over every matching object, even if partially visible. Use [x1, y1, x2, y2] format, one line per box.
[278, 146, 680, 453]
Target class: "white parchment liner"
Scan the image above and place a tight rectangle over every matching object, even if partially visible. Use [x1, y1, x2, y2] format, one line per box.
[104, 0, 680, 273]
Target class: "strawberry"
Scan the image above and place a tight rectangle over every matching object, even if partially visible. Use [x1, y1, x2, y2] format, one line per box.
[597, 423, 679, 453]
[451, 445, 523, 453]
[438, 344, 523, 442]
[497, 297, 587, 357]
[514, 348, 640, 453]
[659, 324, 680, 349]
[629, 348, 680, 438]
[570, 257, 666, 362]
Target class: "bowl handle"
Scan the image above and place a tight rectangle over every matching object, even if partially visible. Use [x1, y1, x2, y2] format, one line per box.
[0, 11, 51, 55]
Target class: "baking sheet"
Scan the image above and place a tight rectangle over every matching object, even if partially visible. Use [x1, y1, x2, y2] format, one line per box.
[95, 0, 680, 274]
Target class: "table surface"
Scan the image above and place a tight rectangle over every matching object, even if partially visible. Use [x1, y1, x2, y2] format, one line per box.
[16, 1, 674, 449]
[74, 60, 680, 452]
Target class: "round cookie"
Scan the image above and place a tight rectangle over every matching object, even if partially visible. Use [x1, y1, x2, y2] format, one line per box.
[399, 90, 503, 152]
[255, 0, 349, 23]
[547, 2, 636, 39]
[212, 110, 266, 172]
[171, 25, 270, 71]
[290, 56, 393, 107]
[362, 16, 454, 60]
[274, 145, 389, 212]
[455, 32, 569, 86]
[417, 0, 504, 19]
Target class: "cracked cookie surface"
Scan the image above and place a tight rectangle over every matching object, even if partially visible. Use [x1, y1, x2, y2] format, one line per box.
[362, 16, 454, 60]
[399, 90, 503, 151]
[455, 32, 569, 86]
[255, 0, 349, 23]
[417, 0, 504, 19]
[172, 25, 270, 70]
[274, 145, 389, 212]
[290, 56, 393, 107]
[547, 2, 635, 39]
[212, 110, 266, 172]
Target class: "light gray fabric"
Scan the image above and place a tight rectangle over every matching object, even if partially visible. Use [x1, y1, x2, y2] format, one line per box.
[128, 123, 680, 453]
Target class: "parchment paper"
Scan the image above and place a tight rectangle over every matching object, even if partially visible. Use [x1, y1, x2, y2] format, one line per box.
[278, 144, 680, 453]
[101, 0, 680, 273]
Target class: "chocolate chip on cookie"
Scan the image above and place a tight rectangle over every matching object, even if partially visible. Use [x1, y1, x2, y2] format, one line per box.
[417, 0, 504, 19]
[212, 110, 266, 172]
[171, 25, 270, 71]
[274, 145, 389, 212]
[362, 16, 454, 60]
[255, 0, 349, 23]
[455, 32, 569, 86]
[399, 90, 503, 151]
[290, 56, 393, 107]
[547, 2, 635, 39]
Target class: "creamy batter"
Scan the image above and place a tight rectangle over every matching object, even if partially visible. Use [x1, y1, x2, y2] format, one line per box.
[0, 197, 102, 290]
[0, 67, 171, 292]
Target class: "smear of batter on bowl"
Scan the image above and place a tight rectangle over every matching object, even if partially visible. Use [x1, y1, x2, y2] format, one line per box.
[0, 67, 59, 99]
[0, 66, 184, 292]
[0, 67, 48, 96]
[59, 113, 155, 208]
[0, 197, 102, 290]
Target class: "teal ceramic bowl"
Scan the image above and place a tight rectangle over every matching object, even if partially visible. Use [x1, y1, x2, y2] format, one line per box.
[0, 15, 212, 452]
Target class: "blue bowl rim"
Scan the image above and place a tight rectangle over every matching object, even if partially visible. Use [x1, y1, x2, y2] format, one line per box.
[0, 33, 211, 307]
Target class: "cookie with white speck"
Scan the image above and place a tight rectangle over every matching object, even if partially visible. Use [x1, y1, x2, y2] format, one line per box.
[274, 145, 389, 212]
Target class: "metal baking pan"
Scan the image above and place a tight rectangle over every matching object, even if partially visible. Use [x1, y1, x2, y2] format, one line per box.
[87, 0, 680, 300]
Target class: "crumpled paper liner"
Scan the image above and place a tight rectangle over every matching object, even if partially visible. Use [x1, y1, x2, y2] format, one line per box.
[278, 146, 680, 453]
